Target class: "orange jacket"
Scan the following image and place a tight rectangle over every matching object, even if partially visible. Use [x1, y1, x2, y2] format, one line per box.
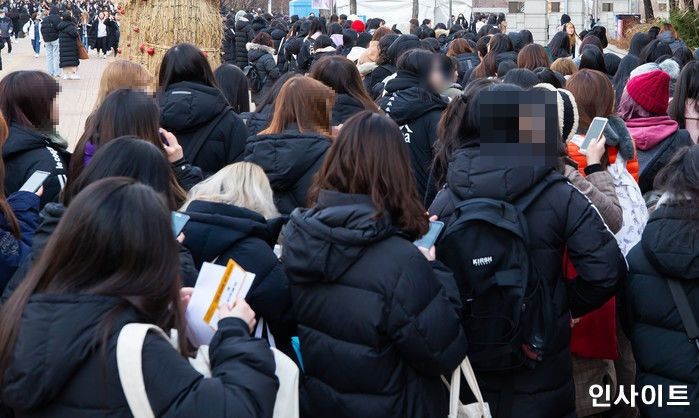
[567, 137, 639, 182]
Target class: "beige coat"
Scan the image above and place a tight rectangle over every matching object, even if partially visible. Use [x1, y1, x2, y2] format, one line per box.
[564, 165, 623, 233]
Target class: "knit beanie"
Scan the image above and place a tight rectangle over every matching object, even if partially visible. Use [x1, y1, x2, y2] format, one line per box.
[351, 19, 365, 33]
[534, 83, 579, 142]
[626, 70, 670, 115]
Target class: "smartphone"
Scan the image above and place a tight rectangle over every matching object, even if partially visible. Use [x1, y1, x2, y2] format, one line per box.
[171, 212, 190, 237]
[414, 221, 445, 249]
[159, 130, 169, 146]
[579, 117, 608, 155]
[19, 170, 51, 193]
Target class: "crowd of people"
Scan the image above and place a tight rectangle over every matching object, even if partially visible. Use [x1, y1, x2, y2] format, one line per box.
[0, 6, 697, 418]
[0, 0, 119, 78]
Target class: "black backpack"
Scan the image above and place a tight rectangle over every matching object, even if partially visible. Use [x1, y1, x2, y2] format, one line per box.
[244, 64, 265, 93]
[437, 173, 565, 372]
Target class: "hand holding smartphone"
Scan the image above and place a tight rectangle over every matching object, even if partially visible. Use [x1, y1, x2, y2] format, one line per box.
[19, 171, 50, 193]
[579, 117, 608, 156]
[414, 221, 445, 250]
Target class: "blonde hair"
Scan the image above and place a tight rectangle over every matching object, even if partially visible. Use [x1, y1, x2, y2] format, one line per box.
[94, 60, 153, 109]
[551, 57, 578, 76]
[182, 162, 280, 219]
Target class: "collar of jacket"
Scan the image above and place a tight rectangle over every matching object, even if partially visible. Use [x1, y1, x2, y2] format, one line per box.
[246, 42, 275, 54]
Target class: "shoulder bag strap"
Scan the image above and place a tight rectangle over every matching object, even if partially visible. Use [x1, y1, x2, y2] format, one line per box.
[667, 279, 699, 354]
[187, 107, 232, 163]
[116, 323, 169, 418]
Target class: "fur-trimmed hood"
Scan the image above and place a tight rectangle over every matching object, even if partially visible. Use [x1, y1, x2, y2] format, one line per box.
[246, 42, 275, 55]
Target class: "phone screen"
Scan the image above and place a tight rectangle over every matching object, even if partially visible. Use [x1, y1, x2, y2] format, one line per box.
[580, 117, 608, 153]
[19, 171, 51, 193]
[414, 221, 445, 249]
[171, 212, 190, 237]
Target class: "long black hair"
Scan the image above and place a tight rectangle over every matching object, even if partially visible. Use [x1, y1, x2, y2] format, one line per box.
[214, 63, 250, 114]
[548, 31, 571, 59]
[433, 78, 499, 185]
[669, 61, 699, 130]
[0, 177, 185, 383]
[639, 40, 672, 64]
[653, 146, 699, 223]
[579, 45, 607, 73]
[158, 43, 218, 91]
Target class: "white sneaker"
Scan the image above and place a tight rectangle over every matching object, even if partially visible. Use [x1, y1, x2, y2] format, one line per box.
[70, 73, 80, 80]
[33, 53, 39, 58]
[101, 54, 107, 59]
[61, 74, 69, 80]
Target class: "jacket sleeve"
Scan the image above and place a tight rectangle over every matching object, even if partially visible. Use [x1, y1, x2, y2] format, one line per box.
[226, 238, 296, 349]
[563, 185, 627, 317]
[225, 113, 250, 164]
[172, 158, 204, 191]
[263, 54, 280, 81]
[387, 253, 467, 376]
[143, 318, 278, 418]
[428, 188, 458, 227]
[296, 40, 313, 73]
[564, 167, 623, 233]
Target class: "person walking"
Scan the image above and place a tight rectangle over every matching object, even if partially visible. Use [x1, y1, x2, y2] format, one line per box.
[40, 6, 61, 77]
[90, 11, 109, 58]
[0, 8, 13, 54]
[57, 11, 80, 80]
[22, 11, 41, 58]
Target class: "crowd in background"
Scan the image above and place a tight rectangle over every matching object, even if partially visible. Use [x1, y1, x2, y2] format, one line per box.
[0, 0, 119, 78]
[0, 5, 697, 418]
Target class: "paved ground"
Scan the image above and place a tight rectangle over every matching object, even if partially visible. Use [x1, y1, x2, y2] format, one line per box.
[1, 36, 110, 150]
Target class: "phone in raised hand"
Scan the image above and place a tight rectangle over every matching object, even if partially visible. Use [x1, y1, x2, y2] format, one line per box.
[19, 171, 50, 193]
[579, 117, 608, 155]
[414, 221, 445, 249]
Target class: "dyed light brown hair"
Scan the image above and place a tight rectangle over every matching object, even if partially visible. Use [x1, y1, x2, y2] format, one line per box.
[517, 43, 550, 70]
[261, 77, 335, 137]
[95, 60, 153, 109]
[551, 57, 577, 76]
[446, 38, 473, 57]
[566, 69, 615, 131]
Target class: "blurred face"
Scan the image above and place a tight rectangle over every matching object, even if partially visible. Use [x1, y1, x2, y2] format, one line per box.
[51, 98, 59, 125]
[428, 60, 444, 92]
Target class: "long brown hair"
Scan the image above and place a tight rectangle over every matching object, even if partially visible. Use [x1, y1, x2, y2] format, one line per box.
[0, 178, 186, 384]
[446, 38, 473, 57]
[566, 69, 615, 131]
[0, 113, 19, 237]
[517, 43, 550, 70]
[309, 111, 428, 239]
[309, 55, 381, 116]
[71, 89, 186, 208]
[94, 60, 153, 109]
[260, 77, 335, 137]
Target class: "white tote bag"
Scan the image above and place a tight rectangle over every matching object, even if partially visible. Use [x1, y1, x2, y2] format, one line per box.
[445, 357, 492, 418]
[116, 322, 299, 418]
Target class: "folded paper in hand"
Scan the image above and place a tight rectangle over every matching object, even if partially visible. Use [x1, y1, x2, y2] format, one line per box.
[185, 260, 255, 347]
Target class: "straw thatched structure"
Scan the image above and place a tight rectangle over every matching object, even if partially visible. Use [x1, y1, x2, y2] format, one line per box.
[120, 0, 223, 78]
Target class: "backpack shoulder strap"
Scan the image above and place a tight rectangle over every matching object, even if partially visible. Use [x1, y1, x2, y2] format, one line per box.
[187, 107, 232, 162]
[667, 279, 699, 353]
[116, 323, 169, 418]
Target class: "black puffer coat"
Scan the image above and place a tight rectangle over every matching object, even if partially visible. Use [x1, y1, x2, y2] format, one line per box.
[57, 20, 79, 68]
[624, 203, 699, 418]
[183, 200, 295, 355]
[222, 18, 236, 64]
[332, 94, 365, 125]
[234, 18, 255, 68]
[283, 190, 467, 418]
[454, 52, 479, 84]
[1, 203, 199, 304]
[245, 129, 330, 216]
[246, 42, 280, 102]
[379, 71, 448, 205]
[39, 10, 60, 42]
[1, 294, 278, 418]
[240, 106, 272, 137]
[159, 81, 249, 176]
[428, 147, 627, 418]
[2, 123, 70, 208]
